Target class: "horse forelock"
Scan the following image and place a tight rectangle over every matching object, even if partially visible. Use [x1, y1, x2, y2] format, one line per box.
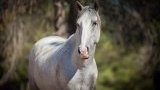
[77, 6, 101, 26]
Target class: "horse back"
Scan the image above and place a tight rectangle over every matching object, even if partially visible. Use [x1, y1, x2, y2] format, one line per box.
[30, 36, 66, 58]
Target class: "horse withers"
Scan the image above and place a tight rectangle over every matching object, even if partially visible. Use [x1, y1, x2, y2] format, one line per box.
[29, 1, 101, 90]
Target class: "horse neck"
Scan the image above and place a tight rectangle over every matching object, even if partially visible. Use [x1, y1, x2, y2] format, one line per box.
[67, 33, 96, 68]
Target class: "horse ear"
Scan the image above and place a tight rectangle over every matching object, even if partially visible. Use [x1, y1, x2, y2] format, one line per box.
[93, 1, 98, 11]
[76, 1, 83, 11]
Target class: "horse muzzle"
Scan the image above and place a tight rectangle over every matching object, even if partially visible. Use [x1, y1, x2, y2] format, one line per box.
[78, 46, 89, 59]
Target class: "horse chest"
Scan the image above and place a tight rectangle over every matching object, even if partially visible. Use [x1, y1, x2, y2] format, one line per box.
[67, 67, 97, 90]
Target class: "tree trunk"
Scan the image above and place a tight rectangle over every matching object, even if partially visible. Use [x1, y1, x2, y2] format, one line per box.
[53, 0, 68, 37]
[66, 0, 77, 36]
[0, 0, 25, 86]
[53, 0, 77, 37]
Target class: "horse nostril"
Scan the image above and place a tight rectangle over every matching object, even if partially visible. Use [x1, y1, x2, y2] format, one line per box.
[78, 46, 89, 59]
[78, 46, 89, 54]
[78, 47, 81, 54]
[87, 46, 89, 52]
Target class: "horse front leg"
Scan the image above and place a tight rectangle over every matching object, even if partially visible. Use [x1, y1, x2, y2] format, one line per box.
[89, 74, 97, 90]
[90, 82, 96, 90]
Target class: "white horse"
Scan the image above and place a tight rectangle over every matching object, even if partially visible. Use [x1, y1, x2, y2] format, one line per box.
[29, 1, 101, 90]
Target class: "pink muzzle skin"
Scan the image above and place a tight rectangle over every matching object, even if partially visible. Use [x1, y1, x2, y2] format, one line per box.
[78, 47, 89, 59]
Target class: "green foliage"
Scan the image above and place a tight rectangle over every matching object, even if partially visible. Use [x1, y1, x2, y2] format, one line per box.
[95, 33, 153, 90]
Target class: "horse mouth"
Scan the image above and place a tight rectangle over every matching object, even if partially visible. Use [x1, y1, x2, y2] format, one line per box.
[80, 53, 89, 59]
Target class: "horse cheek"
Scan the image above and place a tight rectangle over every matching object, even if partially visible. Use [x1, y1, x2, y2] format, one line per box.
[95, 29, 100, 43]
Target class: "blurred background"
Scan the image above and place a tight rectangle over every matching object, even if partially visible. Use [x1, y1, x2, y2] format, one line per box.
[0, 0, 160, 90]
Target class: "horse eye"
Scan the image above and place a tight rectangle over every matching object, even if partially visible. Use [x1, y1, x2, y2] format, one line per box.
[92, 21, 97, 26]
